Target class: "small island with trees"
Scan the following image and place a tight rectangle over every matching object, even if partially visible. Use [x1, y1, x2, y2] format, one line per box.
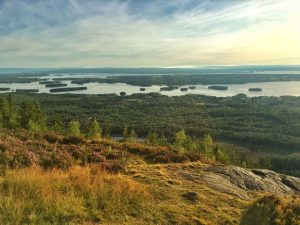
[160, 86, 179, 91]
[45, 83, 68, 88]
[49, 87, 87, 93]
[248, 88, 263, 92]
[208, 85, 228, 90]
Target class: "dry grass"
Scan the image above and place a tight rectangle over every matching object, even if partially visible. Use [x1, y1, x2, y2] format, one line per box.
[126, 160, 251, 225]
[0, 130, 299, 224]
[0, 165, 148, 225]
[0, 160, 299, 225]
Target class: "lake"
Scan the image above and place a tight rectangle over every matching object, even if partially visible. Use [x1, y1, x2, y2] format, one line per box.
[0, 73, 299, 97]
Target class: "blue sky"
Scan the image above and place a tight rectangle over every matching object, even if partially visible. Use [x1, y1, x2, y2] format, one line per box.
[0, 0, 299, 67]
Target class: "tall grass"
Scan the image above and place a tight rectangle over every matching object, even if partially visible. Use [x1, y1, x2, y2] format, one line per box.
[0, 165, 148, 225]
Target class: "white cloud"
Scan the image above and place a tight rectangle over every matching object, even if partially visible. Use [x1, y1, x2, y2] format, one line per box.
[0, 0, 299, 67]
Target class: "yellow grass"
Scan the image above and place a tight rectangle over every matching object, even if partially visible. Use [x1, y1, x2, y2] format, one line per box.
[0, 165, 148, 225]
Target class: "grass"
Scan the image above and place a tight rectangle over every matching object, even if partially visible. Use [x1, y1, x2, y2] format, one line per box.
[0, 165, 148, 225]
[0, 160, 299, 225]
[0, 160, 251, 225]
[125, 160, 251, 225]
[0, 130, 299, 224]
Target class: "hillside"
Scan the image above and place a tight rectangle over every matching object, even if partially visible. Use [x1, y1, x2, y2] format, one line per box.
[0, 130, 299, 225]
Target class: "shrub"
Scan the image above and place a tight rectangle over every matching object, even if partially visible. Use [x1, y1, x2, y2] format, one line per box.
[87, 152, 106, 163]
[40, 150, 74, 170]
[241, 195, 300, 225]
[60, 135, 86, 145]
[43, 132, 62, 143]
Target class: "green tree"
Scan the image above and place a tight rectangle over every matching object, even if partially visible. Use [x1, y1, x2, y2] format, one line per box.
[0, 96, 19, 129]
[202, 134, 214, 158]
[213, 145, 229, 164]
[67, 120, 81, 136]
[158, 133, 169, 146]
[174, 130, 188, 153]
[53, 115, 64, 133]
[184, 136, 198, 152]
[88, 118, 102, 140]
[146, 131, 160, 146]
[174, 130, 187, 147]
[28, 119, 41, 133]
[19, 100, 46, 131]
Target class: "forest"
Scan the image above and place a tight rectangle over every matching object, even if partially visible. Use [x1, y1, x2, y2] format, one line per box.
[1, 93, 300, 177]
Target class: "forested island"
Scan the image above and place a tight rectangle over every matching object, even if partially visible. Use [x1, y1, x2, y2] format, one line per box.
[49, 87, 87, 93]
[249, 88, 263, 92]
[208, 85, 228, 90]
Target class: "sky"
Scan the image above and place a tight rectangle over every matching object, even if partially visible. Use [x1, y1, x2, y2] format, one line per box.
[0, 0, 300, 68]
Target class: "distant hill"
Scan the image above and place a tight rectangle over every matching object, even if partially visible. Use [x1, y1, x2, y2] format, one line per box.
[1, 65, 300, 75]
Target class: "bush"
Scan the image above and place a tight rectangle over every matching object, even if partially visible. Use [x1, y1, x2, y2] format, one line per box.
[43, 132, 62, 143]
[60, 136, 86, 145]
[241, 195, 300, 225]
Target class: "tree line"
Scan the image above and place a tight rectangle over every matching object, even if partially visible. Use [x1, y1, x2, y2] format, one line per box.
[0, 95, 102, 140]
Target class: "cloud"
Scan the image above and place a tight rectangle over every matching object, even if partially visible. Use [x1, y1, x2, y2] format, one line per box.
[0, 0, 299, 67]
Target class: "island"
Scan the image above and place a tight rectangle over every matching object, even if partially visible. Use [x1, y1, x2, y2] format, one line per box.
[208, 85, 228, 90]
[180, 87, 188, 91]
[39, 81, 61, 85]
[249, 88, 263, 92]
[120, 92, 126, 96]
[16, 89, 39, 93]
[45, 83, 68, 88]
[189, 86, 196, 90]
[0, 88, 11, 91]
[160, 86, 179, 91]
[49, 87, 87, 93]
[140, 88, 146, 91]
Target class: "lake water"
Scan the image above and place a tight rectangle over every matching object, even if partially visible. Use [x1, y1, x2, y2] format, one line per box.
[0, 74, 299, 97]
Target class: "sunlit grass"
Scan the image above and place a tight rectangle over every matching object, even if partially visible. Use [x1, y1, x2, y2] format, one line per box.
[0, 165, 148, 225]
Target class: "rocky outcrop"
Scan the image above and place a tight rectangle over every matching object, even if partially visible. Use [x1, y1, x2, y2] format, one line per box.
[202, 165, 300, 199]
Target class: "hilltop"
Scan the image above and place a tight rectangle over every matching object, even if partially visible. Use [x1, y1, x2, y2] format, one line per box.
[0, 129, 299, 225]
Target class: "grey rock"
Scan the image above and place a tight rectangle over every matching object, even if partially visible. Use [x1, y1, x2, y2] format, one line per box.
[201, 165, 300, 199]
